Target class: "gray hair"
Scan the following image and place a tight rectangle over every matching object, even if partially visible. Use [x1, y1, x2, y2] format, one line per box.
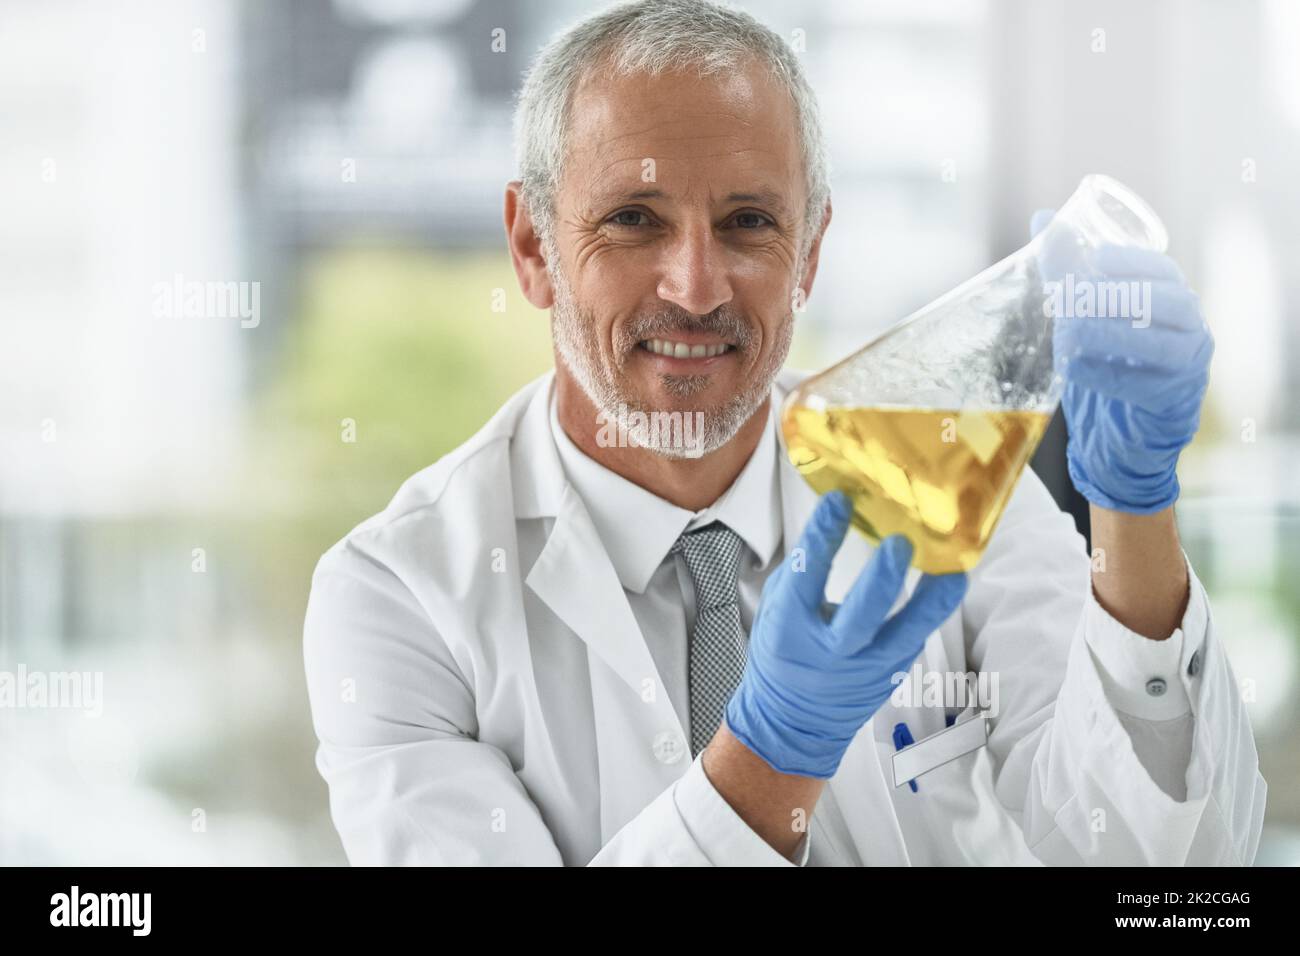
[512, 0, 831, 265]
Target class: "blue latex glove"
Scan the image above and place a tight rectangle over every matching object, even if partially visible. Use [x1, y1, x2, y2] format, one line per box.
[1032, 209, 1215, 513]
[724, 491, 969, 779]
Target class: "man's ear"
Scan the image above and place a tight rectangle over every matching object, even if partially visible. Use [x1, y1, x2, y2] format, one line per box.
[796, 198, 832, 303]
[504, 181, 555, 310]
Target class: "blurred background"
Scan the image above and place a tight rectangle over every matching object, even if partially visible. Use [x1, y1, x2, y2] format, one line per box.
[1, 0, 1296, 865]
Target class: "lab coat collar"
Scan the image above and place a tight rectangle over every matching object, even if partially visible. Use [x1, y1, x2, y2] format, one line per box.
[519, 372, 673, 705]
[518, 367, 880, 685]
[520, 369, 788, 692]
[547, 391, 691, 594]
[547, 382, 783, 594]
[517, 367, 879, 662]
[509, 371, 566, 522]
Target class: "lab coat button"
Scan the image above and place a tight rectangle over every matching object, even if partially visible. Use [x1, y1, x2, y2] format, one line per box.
[652, 731, 685, 764]
[1145, 677, 1167, 697]
[1188, 649, 1202, 677]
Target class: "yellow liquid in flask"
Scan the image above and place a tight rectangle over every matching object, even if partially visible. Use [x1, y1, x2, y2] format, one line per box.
[782, 406, 1052, 574]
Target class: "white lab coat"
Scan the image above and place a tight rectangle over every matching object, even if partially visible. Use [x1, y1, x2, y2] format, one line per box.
[303, 369, 1267, 866]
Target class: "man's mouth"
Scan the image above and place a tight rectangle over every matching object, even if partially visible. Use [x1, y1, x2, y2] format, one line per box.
[638, 337, 737, 360]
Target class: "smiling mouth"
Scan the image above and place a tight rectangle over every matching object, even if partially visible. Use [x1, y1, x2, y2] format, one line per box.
[638, 338, 737, 359]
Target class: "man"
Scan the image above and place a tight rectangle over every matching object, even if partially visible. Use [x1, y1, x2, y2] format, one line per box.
[303, 0, 1265, 865]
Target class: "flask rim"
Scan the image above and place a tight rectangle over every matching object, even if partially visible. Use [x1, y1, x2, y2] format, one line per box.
[1067, 173, 1169, 253]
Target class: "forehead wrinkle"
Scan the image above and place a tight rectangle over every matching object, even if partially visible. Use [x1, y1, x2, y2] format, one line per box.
[574, 124, 771, 156]
[569, 86, 787, 143]
[576, 144, 795, 192]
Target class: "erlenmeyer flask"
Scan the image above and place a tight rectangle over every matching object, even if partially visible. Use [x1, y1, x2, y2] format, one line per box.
[782, 174, 1168, 573]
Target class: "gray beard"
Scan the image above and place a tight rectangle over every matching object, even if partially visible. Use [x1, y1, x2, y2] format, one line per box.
[546, 247, 797, 459]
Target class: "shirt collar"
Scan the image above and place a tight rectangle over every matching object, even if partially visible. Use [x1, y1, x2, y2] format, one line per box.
[548, 388, 784, 594]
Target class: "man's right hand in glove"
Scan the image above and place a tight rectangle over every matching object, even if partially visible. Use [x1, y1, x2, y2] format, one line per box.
[702, 490, 968, 858]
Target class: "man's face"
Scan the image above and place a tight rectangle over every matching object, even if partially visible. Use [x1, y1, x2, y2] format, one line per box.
[547, 58, 812, 456]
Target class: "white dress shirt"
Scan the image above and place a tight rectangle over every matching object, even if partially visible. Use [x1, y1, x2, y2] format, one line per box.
[547, 385, 1195, 866]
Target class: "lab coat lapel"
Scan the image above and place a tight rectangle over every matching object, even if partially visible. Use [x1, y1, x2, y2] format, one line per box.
[523, 433, 690, 844]
[516, 371, 667, 703]
[526, 482, 658, 692]
[776, 437, 913, 866]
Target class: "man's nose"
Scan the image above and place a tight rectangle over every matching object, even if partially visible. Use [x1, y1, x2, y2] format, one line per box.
[656, 224, 734, 317]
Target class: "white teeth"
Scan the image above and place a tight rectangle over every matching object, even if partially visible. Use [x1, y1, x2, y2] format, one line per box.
[643, 338, 730, 358]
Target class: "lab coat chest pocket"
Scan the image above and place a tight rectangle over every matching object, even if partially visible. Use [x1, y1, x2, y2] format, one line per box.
[867, 620, 1025, 864]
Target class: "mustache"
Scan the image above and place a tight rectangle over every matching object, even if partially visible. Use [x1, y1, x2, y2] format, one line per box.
[620, 307, 754, 350]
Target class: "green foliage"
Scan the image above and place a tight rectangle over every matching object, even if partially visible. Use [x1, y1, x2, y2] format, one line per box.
[246, 245, 554, 621]
[261, 244, 555, 517]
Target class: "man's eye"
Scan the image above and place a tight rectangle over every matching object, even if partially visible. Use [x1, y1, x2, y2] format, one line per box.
[608, 209, 651, 228]
[732, 212, 773, 229]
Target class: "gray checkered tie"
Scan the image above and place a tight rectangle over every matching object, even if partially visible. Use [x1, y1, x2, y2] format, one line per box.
[671, 522, 748, 757]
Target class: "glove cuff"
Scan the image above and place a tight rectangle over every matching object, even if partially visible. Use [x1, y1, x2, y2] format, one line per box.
[723, 684, 854, 780]
[1067, 453, 1181, 514]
